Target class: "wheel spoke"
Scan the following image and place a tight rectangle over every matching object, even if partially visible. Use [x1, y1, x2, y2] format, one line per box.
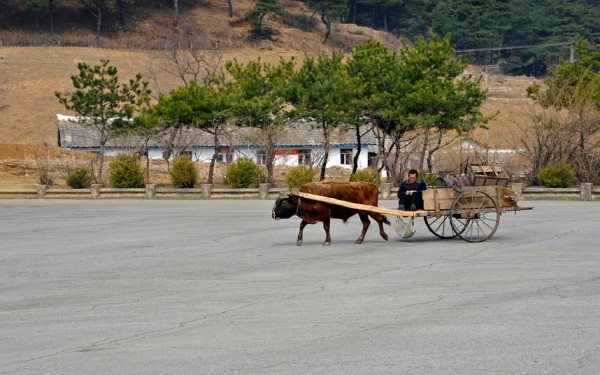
[424, 215, 456, 239]
[450, 190, 500, 242]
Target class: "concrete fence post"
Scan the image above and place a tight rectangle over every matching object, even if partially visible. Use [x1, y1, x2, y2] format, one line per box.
[91, 184, 102, 199]
[259, 183, 270, 200]
[145, 184, 156, 199]
[380, 183, 392, 200]
[202, 184, 212, 199]
[581, 183, 592, 201]
[36, 184, 47, 198]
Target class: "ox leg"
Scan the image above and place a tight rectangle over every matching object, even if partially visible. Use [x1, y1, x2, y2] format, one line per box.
[322, 217, 332, 246]
[355, 213, 371, 244]
[297, 220, 308, 246]
[372, 213, 389, 241]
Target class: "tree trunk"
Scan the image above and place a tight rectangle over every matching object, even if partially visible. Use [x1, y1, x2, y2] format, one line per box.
[264, 128, 276, 185]
[227, 0, 233, 17]
[256, 13, 265, 34]
[47, 0, 55, 34]
[319, 149, 329, 181]
[95, 4, 102, 44]
[419, 126, 430, 170]
[383, 7, 388, 32]
[371, 2, 376, 28]
[319, 125, 331, 181]
[118, 0, 125, 29]
[163, 126, 181, 170]
[208, 130, 219, 184]
[391, 143, 402, 186]
[172, 0, 179, 26]
[98, 132, 106, 183]
[321, 13, 332, 44]
[351, 124, 362, 175]
[145, 150, 150, 182]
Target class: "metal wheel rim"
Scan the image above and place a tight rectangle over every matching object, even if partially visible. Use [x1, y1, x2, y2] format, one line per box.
[449, 190, 500, 242]
[424, 215, 468, 239]
[444, 173, 464, 193]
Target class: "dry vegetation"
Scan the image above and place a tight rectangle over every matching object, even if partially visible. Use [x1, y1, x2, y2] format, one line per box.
[0, 0, 537, 189]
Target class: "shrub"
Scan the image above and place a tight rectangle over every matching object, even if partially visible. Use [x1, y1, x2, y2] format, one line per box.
[419, 169, 438, 187]
[66, 166, 93, 188]
[38, 166, 54, 186]
[108, 153, 145, 188]
[227, 157, 261, 188]
[350, 167, 376, 182]
[284, 165, 313, 187]
[536, 160, 575, 188]
[34, 153, 54, 186]
[170, 155, 198, 188]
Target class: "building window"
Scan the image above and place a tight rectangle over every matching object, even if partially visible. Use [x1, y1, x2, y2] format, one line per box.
[216, 147, 232, 164]
[368, 152, 377, 167]
[257, 151, 267, 165]
[216, 153, 233, 164]
[298, 149, 311, 165]
[340, 148, 353, 165]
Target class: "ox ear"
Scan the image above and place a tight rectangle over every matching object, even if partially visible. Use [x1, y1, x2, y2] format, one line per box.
[276, 193, 290, 204]
[287, 193, 299, 205]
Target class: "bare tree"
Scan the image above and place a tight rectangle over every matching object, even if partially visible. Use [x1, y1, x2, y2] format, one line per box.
[420, 128, 462, 173]
[517, 100, 600, 184]
[371, 122, 418, 186]
[148, 48, 223, 96]
[524, 37, 600, 183]
[145, 48, 227, 182]
[80, 0, 112, 42]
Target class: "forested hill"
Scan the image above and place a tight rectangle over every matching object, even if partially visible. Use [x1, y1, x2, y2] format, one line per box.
[1, 0, 598, 76]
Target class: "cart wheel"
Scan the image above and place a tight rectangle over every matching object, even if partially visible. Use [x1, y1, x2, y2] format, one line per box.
[444, 173, 464, 193]
[449, 190, 500, 242]
[424, 215, 469, 239]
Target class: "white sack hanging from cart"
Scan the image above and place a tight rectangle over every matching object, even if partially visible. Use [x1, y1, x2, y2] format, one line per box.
[393, 217, 416, 239]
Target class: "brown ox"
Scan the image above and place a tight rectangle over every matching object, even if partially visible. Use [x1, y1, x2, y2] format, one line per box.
[271, 181, 390, 246]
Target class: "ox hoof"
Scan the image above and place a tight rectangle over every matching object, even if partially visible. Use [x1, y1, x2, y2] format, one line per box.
[322, 241, 331, 246]
[354, 239, 364, 244]
[382, 234, 389, 241]
[296, 240, 303, 246]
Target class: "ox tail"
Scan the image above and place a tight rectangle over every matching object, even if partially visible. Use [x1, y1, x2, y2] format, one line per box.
[382, 215, 391, 226]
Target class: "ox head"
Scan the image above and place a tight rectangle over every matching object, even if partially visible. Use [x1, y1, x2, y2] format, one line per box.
[272, 194, 299, 220]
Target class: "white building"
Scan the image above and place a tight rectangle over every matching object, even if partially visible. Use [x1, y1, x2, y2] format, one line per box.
[56, 114, 379, 170]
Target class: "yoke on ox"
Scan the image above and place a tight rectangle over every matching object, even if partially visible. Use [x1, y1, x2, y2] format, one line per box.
[272, 181, 390, 246]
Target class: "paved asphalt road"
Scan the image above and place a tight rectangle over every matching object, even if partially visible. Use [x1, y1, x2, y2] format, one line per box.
[1, 199, 599, 374]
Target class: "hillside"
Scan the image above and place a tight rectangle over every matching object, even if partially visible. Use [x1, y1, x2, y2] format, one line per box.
[0, 0, 540, 189]
[0, 0, 401, 146]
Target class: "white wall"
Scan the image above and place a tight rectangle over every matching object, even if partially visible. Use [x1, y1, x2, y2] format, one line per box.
[83, 145, 374, 170]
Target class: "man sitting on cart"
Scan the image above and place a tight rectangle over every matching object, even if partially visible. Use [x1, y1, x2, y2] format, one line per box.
[398, 169, 427, 211]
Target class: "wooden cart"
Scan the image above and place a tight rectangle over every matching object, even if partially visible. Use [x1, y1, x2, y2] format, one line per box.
[297, 184, 531, 243]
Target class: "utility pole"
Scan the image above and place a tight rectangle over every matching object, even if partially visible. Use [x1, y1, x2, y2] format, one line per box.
[480, 65, 499, 164]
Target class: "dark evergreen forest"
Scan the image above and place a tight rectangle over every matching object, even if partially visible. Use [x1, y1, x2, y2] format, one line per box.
[349, 0, 599, 76]
[1, 0, 598, 76]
